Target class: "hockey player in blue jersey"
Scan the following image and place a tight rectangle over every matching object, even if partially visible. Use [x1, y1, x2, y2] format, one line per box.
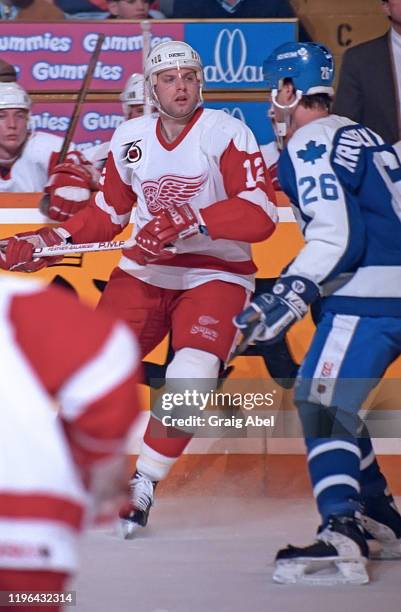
[234, 41, 401, 585]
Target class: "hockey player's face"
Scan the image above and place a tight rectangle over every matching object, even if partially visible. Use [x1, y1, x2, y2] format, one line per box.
[155, 69, 200, 119]
[0, 108, 29, 159]
[126, 104, 145, 119]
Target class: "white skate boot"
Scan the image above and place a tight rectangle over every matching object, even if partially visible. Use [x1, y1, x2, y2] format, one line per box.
[119, 471, 157, 539]
[273, 516, 369, 585]
[361, 494, 401, 560]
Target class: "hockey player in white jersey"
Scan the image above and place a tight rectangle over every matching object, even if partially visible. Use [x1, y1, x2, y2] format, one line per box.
[0, 81, 99, 221]
[83, 73, 147, 172]
[235, 41, 401, 585]
[120, 72, 146, 120]
[1, 40, 278, 538]
[0, 274, 141, 603]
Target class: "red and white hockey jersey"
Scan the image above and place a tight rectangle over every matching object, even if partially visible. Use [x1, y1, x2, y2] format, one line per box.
[260, 141, 281, 190]
[0, 132, 67, 193]
[0, 276, 140, 573]
[82, 141, 110, 172]
[62, 108, 278, 291]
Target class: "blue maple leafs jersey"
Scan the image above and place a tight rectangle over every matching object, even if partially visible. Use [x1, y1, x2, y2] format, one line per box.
[278, 114, 401, 317]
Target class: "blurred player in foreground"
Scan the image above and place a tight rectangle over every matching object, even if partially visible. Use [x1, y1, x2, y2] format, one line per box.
[0, 274, 141, 608]
[0, 40, 277, 539]
[235, 41, 401, 585]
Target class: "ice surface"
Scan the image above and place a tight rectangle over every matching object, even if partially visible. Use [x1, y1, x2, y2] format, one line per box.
[71, 495, 401, 612]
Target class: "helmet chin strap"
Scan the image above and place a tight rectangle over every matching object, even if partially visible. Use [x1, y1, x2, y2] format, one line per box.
[271, 88, 303, 149]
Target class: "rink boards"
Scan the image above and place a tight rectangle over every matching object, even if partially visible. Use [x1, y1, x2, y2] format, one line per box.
[0, 192, 310, 367]
[2, 193, 401, 458]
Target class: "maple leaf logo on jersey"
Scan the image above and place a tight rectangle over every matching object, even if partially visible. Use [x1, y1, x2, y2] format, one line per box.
[296, 141, 327, 165]
[142, 174, 207, 214]
[122, 139, 143, 164]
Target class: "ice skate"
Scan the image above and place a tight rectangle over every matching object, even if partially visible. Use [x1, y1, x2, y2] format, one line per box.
[273, 516, 369, 585]
[119, 472, 157, 539]
[361, 495, 401, 559]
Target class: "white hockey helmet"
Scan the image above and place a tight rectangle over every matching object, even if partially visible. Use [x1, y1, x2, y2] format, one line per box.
[119, 73, 145, 118]
[145, 40, 203, 117]
[0, 82, 31, 111]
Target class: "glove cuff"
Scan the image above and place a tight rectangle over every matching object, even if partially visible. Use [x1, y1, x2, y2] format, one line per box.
[54, 227, 71, 242]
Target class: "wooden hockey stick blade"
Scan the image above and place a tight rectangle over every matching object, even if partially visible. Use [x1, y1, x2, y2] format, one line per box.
[39, 33, 105, 216]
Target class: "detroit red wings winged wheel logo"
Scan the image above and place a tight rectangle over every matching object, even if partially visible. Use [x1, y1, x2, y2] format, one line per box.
[142, 174, 208, 214]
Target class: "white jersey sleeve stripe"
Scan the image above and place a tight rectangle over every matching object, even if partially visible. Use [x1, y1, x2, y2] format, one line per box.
[59, 323, 139, 421]
[94, 191, 131, 228]
[237, 187, 279, 223]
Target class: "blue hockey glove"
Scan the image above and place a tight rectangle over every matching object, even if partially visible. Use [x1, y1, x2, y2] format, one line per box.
[233, 276, 319, 349]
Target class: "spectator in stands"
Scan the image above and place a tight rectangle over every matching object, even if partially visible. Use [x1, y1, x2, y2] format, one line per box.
[0, 60, 17, 82]
[107, 0, 165, 18]
[333, 0, 401, 144]
[54, 0, 108, 20]
[155, 0, 171, 15]
[1, 0, 64, 19]
[172, 0, 311, 41]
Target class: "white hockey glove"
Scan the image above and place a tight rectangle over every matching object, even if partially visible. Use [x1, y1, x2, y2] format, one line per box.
[234, 276, 319, 348]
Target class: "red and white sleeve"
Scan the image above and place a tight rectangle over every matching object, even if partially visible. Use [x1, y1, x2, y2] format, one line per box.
[200, 123, 278, 243]
[11, 285, 141, 469]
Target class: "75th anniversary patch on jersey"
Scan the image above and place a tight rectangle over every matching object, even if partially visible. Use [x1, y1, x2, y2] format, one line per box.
[122, 139, 143, 164]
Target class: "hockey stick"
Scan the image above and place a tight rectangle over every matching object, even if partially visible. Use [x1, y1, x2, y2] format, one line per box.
[0, 239, 178, 259]
[229, 318, 262, 363]
[0, 238, 133, 257]
[32, 239, 134, 257]
[39, 32, 105, 216]
[141, 20, 152, 116]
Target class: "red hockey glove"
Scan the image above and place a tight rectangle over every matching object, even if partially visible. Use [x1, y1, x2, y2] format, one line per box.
[129, 243, 176, 266]
[0, 227, 69, 272]
[45, 152, 100, 221]
[268, 160, 282, 191]
[135, 203, 199, 258]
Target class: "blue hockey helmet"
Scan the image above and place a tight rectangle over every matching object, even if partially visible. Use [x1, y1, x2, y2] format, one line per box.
[263, 42, 334, 97]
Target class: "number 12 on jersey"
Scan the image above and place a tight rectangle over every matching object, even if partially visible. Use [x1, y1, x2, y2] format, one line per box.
[243, 157, 265, 189]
